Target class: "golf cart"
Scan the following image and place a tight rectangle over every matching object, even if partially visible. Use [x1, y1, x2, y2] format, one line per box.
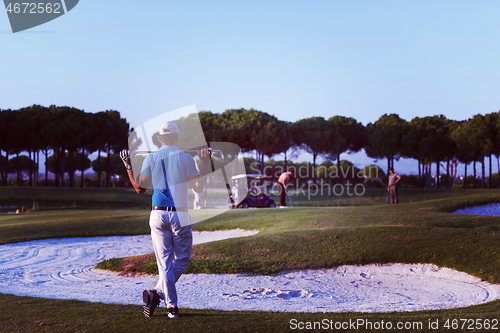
[228, 174, 276, 209]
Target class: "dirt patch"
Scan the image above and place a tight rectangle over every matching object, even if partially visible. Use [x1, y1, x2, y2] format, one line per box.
[410, 206, 436, 211]
[117, 253, 155, 276]
[192, 245, 227, 260]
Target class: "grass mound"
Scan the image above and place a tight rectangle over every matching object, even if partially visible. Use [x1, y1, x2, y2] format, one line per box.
[96, 190, 500, 281]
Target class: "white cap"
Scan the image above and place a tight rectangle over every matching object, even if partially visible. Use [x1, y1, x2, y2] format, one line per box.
[159, 121, 179, 134]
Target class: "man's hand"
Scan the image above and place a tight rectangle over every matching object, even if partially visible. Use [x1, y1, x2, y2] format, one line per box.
[119, 149, 132, 170]
[197, 148, 212, 161]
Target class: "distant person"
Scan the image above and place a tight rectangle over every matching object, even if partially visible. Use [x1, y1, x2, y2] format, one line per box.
[277, 170, 293, 208]
[203, 178, 209, 207]
[193, 188, 201, 210]
[387, 168, 401, 204]
[120, 120, 210, 319]
[231, 179, 240, 200]
[192, 164, 202, 210]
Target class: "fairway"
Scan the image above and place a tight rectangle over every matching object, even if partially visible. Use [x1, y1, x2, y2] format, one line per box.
[1, 187, 500, 332]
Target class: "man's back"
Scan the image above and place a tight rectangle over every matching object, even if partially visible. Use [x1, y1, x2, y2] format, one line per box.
[278, 172, 292, 185]
[141, 145, 198, 208]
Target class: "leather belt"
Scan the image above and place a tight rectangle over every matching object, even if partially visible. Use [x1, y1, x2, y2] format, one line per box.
[151, 206, 188, 212]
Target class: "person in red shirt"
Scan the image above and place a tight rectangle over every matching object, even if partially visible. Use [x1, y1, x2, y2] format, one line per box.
[387, 168, 401, 204]
[277, 171, 293, 207]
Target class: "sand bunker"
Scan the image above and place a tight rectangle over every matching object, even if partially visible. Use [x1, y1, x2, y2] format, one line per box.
[454, 203, 500, 216]
[0, 229, 498, 313]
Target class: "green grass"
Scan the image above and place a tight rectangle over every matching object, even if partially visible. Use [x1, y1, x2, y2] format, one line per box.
[0, 208, 151, 244]
[0, 186, 153, 208]
[279, 187, 496, 206]
[1, 294, 499, 333]
[0, 186, 230, 244]
[0, 208, 237, 245]
[0, 186, 229, 211]
[1, 187, 500, 332]
[99, 190, 500, 281]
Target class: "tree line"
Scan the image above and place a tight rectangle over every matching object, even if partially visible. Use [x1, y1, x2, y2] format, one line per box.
[0, 105, 129, 187]
[364, 113, 500, 189]
[1, 105, 499, 189]
[194, 109, 500, 189]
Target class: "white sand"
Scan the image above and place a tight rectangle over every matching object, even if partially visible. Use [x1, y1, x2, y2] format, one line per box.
[454, 203, 500, 216]
[0, 228, 499, 313]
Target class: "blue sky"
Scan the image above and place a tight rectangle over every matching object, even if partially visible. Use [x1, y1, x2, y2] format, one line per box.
[2, 1, 500, 175]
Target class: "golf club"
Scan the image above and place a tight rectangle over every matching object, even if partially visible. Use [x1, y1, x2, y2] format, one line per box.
[287, 192, 293, 208]
[133, 148, 224, 159]
[385, 191, 389, 205]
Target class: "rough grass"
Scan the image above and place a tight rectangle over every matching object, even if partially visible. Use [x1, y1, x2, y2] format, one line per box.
[1, 294, 499, 333]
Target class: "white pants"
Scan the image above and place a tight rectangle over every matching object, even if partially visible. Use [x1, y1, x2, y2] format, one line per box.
[149, 210, 192, 308]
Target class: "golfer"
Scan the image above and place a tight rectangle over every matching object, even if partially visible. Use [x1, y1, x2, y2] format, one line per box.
[387, 168, 401, 204]
[277, 170, 293, 208]
[193, 188, 202, 210]
[120, 120, 210, 319]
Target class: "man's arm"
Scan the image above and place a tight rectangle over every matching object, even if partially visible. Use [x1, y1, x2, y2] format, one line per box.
[188, 148, 211, 193]
[120, 150, 149, 194]
[127, 169, 149, 194]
